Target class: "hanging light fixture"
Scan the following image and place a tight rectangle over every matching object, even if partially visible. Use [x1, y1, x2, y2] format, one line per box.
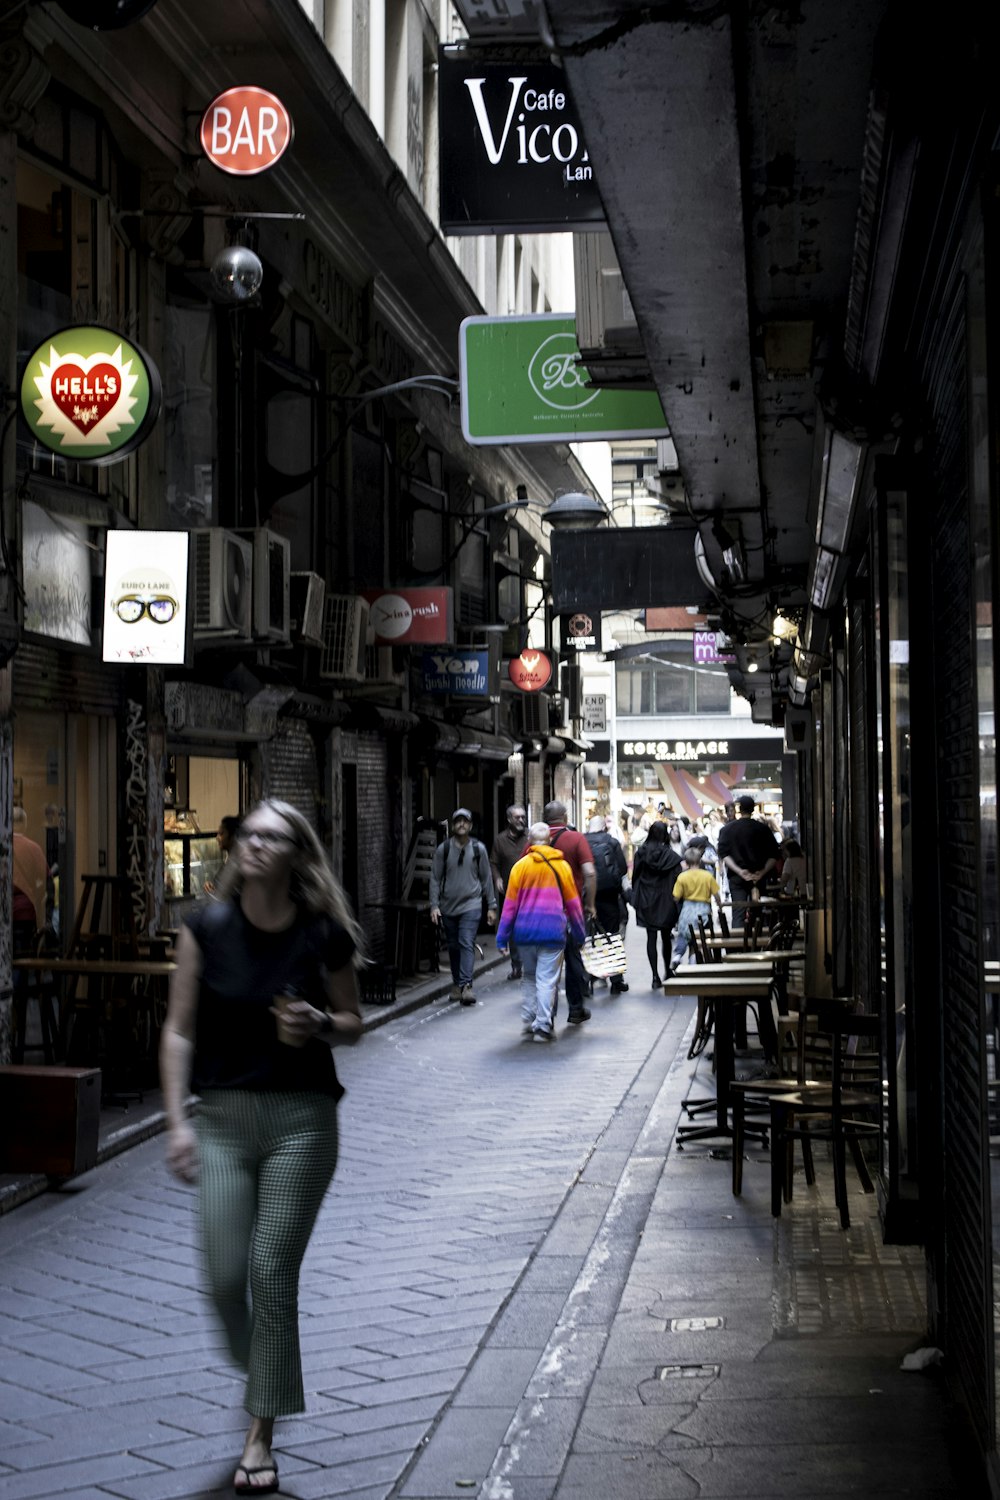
[540, 489, 610, 531]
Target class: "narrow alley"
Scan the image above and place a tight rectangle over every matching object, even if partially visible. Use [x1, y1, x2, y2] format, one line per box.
[0, 926, 984, 1500]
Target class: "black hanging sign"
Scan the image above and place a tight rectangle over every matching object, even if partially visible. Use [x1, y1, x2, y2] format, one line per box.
[439, 50, 605, 234]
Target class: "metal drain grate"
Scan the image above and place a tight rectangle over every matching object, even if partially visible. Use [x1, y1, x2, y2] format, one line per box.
[656, 1363, 721, 1379]
[667, 1316, 724, 1332]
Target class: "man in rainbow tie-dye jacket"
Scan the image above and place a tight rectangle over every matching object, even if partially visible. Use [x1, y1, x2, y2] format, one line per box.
[496, 822, 588, 1044]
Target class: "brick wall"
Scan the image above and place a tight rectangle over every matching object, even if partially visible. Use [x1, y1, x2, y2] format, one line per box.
[355, 732, 390, 959]
[260, 719, 320, 825]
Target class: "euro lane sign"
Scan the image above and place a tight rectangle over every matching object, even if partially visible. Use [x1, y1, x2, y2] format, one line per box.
[460, 314, 669, 445]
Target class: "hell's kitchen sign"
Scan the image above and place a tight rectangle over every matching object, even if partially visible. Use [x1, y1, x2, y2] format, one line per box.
[508, 650, 552, 692]
[361, 588, 452, 645]
[201, 86, 293, 176]
[20, 326, 161, 464]
[439, 51, 604, 233]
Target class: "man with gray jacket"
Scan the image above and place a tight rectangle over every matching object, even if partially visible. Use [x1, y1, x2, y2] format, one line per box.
[429, 808, 497, 1004]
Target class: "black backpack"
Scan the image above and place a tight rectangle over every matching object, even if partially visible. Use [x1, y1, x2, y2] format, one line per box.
[589, 832, 621, 893]
[437, 838, 485, 901]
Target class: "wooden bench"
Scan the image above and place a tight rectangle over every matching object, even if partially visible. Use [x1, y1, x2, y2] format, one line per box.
[0, 1065, 101, 1178]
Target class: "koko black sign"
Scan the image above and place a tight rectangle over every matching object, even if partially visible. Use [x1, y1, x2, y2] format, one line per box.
[439, 50, 604, 234]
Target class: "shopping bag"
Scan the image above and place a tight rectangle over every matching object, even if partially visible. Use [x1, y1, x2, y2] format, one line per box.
[580, 930, 627, 978]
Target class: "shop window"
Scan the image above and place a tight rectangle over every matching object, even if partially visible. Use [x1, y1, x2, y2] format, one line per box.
[21, 498, 94, 648]
[17, 132, 136, 504]
[164, 755, 242, 905]
[616, 653, 733, 715]
[164, 296, 216, 526]
[407, 479, 446, 572]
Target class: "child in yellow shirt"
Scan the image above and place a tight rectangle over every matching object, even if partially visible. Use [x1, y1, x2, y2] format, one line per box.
[669, 839, 722, 973]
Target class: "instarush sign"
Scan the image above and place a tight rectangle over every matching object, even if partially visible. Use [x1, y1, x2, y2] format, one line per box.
[20, 327, 161, 464]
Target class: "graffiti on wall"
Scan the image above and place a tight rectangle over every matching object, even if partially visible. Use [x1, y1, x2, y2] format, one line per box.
[125, 698, 148, 932]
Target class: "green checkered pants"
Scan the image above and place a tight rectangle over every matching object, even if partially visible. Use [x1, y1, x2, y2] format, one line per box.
[195, 1089, 339, 1416]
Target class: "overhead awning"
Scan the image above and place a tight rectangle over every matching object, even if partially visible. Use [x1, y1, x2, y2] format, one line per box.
[454, 727, 516, 760]
[346, 703, 420, 734]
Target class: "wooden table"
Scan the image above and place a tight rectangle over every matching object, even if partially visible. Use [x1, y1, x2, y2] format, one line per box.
[662, 970, 779, 1147]
[13, 957, 176, 1095]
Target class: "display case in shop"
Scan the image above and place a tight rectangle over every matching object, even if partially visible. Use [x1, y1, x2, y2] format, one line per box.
[164, 812, 223, 907]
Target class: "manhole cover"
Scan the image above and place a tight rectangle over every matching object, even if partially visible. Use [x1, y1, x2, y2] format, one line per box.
[667, 1316, 724, 1332]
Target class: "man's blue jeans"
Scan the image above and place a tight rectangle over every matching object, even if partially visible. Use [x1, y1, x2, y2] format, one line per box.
[442, 908, 480, 987]
[518, 944, 563, 1034]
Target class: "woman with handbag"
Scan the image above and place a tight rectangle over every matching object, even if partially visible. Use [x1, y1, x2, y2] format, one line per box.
[160, 799, 364, 1495]
[496, 821, 587, 1042]
[631, 820, 683, 987]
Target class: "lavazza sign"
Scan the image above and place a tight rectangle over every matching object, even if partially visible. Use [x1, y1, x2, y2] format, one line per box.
[439, 52, 604, 234]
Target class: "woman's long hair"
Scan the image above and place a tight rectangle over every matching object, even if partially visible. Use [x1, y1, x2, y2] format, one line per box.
[645, 821, 669, 847]
[213, 798, 365, 963]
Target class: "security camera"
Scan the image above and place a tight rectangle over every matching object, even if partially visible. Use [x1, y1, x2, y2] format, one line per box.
[209, 245, 264, 305]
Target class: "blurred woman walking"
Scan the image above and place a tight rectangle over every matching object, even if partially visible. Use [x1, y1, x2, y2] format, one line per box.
[160, 799, 363, 1495]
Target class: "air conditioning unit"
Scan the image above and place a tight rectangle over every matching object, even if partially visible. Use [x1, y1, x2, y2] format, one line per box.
[237, 528, 290, 644]
[319, 595, 369, 681]
[363, 645, 403, 686]
[512, 693, 549, 737]
[192, 528, 253, 639]
[574, 231, 639, 354]
[290, 572, 325, 646]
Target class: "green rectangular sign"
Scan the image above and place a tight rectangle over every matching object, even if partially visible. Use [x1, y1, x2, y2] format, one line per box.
[460, 314, 669, 445]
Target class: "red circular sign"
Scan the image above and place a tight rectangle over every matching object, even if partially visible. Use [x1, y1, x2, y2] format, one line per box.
[508, 651, 552, 693]
[201, 87, 293, 176]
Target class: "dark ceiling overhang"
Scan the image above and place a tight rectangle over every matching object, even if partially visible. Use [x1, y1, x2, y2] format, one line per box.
[538, 0, 890, 716]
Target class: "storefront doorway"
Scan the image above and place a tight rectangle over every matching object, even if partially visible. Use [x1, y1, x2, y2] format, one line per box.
[13, 708, 118, 947]
[163, 753, 243, 916]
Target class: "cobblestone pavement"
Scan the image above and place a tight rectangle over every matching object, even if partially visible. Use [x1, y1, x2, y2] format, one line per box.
[0, 926, 987, 1500]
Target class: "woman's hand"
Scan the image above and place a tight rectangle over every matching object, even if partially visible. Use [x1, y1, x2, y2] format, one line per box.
[165, 1122, 199, 1183]
[271, 997, 327, 1046]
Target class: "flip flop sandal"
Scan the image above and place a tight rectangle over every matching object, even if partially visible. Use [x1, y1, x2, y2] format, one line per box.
[234, 1463, 279, 1495]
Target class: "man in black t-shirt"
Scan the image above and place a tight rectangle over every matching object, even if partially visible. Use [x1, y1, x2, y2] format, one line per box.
[717, 795, 779, 930]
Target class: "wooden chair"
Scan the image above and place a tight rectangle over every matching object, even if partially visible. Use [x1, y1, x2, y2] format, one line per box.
[768, 1001, 880, 1228]
[731, 995, 849, 1196]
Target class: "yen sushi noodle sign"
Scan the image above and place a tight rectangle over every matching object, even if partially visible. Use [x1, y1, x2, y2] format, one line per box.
[21, 326, 161, 464]
[461, 315, 669, 445]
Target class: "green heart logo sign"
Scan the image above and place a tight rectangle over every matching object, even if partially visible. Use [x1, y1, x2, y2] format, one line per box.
[21, 326, 161, 464]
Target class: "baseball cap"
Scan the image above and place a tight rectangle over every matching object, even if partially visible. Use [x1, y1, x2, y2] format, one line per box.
[451, 807, 473, 823]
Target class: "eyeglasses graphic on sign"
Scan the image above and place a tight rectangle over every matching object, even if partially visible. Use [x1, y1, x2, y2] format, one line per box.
[103, 531, 189, 665]
[112, 593, 179, 625]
